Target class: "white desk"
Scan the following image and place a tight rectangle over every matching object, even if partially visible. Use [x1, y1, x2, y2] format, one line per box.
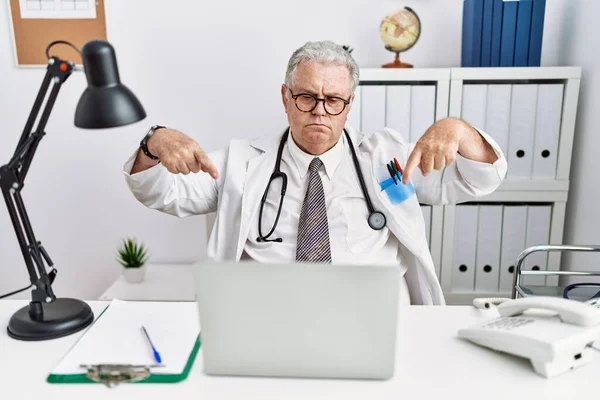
[99, 264, 195, 301]
[1, 300, 598, 400]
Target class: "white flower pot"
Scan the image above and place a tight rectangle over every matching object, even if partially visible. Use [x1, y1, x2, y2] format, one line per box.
[122, 266, 146, 283]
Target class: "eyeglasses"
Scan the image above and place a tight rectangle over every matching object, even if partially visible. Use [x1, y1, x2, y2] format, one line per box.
[288, 88, 350, 116]
[563, 283, 600, 302]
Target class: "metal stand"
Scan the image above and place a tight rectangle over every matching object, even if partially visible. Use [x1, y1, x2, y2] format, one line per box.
[0, 56, 93, 340]
[512, 244, 600, 299]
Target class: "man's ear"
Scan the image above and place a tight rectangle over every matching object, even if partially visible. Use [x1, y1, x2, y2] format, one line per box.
[281, 84, 288, 112]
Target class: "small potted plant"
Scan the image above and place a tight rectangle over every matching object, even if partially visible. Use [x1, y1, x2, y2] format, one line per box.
[117, 237, 149, 283]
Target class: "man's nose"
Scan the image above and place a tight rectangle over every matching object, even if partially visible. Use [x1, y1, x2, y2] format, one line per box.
[312, 100, 327, 116]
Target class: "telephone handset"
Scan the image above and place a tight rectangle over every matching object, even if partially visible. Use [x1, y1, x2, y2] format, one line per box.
[459, 296, 600, 378]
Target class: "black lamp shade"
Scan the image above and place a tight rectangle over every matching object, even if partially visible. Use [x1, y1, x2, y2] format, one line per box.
[74, 40, 146, 129]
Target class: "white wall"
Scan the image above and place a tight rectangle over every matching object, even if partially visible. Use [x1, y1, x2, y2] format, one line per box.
[556, 1, 600, 279]
[0, 0, 577, 300]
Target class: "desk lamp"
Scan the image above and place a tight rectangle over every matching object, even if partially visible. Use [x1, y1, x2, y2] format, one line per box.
[0, 39, 146, 340]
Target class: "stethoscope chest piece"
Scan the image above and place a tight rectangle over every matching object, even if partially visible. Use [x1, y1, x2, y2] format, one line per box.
[368, 211, 387, 231]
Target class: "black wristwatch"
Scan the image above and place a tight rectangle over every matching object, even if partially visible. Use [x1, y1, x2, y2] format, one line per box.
[140, 125, 165, 160]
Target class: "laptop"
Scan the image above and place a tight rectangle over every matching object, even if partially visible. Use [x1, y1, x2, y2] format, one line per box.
[194, 261, 401, 380]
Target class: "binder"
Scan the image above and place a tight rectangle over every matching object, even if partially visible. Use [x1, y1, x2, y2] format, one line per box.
[462, 84, 488, 130]
[507, 84, 537, 179]
[361, 85, 386, 134]
[462, 0, 474, 66]
[490, 0, 504, 66]
[386, 85, 411, 141]
[47, 299, 200, 386]
[452, 205, 478, 292]
[532, 84, 563, 179]
[470, 0, 485, 66]
[410, 85, 436, 143]
[500, 0, 518, 66]
[498, 205, 528, 293]
[485, 84, 512, 157]
[528, 0, 546, 66]
[474, 205, 503, 292]
[421, 204, 432, 248]
[347, 85, 362, 132]
[522, 205, 552, 287]
[481, 0, 494, 67]
[513, 0, 533, 66]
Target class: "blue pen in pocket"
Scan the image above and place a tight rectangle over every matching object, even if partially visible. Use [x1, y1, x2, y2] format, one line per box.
[378, 162, 415, 205]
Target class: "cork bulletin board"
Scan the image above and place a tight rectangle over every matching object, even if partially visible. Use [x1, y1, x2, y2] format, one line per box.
[8, 0, 107, 66]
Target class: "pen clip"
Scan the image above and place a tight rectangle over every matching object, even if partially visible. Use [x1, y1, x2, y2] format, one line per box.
[389, 161, 403, 183]
[386, 163, 397, 185]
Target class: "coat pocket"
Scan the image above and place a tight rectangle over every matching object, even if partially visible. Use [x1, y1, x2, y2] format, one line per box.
[339, 198, 391, 254]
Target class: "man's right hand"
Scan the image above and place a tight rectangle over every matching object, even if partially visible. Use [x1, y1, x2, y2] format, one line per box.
[132, 128, 219, 178]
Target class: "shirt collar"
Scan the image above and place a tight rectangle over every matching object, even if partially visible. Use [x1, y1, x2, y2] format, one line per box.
[287, 130, 345, 180]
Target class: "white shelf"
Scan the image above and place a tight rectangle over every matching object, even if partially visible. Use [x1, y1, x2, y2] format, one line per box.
[477, 190, 568, 203]
[497, 179, 569, 192]
[450, 66, 582, 80]
[99, 263, 195, 301]
[360, 68, 450, 82]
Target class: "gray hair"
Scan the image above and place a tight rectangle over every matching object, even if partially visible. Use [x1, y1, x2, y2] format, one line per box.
[284, 41, 360, 96]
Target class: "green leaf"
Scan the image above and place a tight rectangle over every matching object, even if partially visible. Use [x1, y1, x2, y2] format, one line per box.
[116, 237, 148, 268]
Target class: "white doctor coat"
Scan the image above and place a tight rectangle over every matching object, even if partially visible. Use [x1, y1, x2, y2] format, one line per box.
[123, 125, 507, 305]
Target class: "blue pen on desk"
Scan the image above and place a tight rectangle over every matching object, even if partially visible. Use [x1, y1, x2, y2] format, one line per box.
[142, 326, 162, 364]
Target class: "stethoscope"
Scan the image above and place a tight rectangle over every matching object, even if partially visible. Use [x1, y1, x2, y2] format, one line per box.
[257, 128, 387, 242]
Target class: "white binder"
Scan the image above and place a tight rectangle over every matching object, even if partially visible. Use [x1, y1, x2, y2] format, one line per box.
[452, 205, 478, 292]
[360, 85, 386, 134]
[421, 204, 432, 248]
[532, 84, 564, 179]
[461, 84, 487, 130]
[386, 85, 411, 142]
[474, 205, 503, 293]
[347, 85, 362, 132]
[522, 205, 552, 287]
[485, 84, 512, 157]
[498, 205, 528, 293]
[507, 84, 538, 179]
[410, 85, 436, 143]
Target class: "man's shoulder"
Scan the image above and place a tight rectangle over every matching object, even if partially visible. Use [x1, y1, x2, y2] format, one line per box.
[357, 127, 409, 150]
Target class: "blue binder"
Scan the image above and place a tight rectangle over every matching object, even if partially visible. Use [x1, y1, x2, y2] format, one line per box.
[471, 0, 484, 67]
[528, 0, 546, 66]
[514, 0, 533, 66]
[480, 0, 494, 67]
[500, 0, 518, 66]
[490, 0, 504, 66]
[462, 0, 474, 66]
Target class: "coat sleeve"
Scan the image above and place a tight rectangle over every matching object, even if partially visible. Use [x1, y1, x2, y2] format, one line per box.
[121, 147, 228, 217]
[410, 127, 508, 205]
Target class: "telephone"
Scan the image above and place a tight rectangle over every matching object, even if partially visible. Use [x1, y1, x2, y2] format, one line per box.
[458, 296, 600, 378]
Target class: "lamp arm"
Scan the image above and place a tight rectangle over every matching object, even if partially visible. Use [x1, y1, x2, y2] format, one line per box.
[0, 57, 73, 307]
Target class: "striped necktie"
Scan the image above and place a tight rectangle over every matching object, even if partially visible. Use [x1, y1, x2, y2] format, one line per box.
[296, 157, 332, 263]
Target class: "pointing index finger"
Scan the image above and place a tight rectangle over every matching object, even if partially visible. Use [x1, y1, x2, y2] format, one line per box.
[402, 148, 421, 184]
[194, 149, 219, 179]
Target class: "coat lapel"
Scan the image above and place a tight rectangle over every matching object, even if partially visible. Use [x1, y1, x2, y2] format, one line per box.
[349, 129, 424, 257]
[236, 131, 285, 259]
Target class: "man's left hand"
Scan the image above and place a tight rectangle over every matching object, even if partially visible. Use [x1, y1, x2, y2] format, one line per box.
[402, 117, 498, 184]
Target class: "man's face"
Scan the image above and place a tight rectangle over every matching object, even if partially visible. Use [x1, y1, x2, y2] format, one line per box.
[281, 61, 354, 155]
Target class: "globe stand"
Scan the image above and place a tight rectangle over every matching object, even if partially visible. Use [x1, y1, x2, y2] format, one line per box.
[382, 51, 413, 68]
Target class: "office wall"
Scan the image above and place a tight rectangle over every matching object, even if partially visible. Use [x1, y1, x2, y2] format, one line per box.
[558, 1, 600, 278]
[0, 0, 575, 299]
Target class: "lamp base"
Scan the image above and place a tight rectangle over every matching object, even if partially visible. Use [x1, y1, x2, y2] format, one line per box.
[7, 298, 94, 341]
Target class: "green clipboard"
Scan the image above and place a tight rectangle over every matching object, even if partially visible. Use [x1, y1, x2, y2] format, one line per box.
[46, 300, 201, 386]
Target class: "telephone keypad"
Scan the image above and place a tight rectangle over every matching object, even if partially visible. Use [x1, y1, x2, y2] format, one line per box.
[483, 317, 535, 330]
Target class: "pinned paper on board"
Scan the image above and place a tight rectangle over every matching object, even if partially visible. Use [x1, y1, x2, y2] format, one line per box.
[18, 0, 96, 19]
[8, 0, 107, 66]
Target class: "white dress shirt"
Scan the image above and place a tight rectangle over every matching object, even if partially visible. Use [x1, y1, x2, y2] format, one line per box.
[243, 132, 408, 278]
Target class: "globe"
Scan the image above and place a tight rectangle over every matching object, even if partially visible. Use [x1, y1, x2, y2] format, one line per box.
[379, 7, 421, 68]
